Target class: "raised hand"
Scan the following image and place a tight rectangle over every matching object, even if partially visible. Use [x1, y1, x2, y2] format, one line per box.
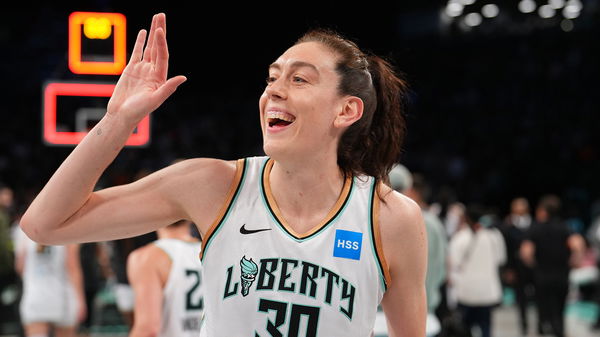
[107, 13, 186, 126]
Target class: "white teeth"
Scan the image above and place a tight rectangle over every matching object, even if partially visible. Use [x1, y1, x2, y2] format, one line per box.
[266, 111, 296, 122]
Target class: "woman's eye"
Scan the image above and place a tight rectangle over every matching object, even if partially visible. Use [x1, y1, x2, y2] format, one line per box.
[266, 76, 276, 84]
[293, 76, 307, 83]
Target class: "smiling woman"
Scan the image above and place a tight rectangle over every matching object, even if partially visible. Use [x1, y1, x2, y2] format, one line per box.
[20, 13, 427, 337]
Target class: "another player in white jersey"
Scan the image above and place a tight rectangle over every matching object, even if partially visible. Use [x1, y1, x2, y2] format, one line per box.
[14, 227, 86, 337]
[21, 13, 427, 337]
[127, 219, 203, 337]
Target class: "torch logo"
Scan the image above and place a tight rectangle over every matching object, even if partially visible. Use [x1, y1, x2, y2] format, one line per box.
[240, 256, 258, 297]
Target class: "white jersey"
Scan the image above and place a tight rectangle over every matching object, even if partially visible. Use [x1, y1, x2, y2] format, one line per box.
[153, 238, 204, 337]
[17, 228, 78, 326]
[200, 156, 389, 337]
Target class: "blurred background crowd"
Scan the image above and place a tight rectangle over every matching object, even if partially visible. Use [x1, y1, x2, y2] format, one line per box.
[0, 1, 599, 336]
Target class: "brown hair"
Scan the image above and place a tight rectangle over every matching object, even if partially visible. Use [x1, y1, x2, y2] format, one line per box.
[296, 29, 408, 184]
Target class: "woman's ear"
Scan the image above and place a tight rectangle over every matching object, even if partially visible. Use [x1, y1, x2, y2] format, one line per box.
[334, 96, 364, 128]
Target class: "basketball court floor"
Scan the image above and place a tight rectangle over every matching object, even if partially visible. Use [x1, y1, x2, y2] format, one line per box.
[372, 297, 600, 337]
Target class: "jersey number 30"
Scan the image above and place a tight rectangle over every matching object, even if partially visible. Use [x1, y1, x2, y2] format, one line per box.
[255, 299, 319, 337]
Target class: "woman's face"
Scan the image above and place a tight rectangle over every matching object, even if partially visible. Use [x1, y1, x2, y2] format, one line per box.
[259, 41, 346, 160]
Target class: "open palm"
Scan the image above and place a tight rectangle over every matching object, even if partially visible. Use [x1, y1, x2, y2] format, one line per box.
[107, 13, 186, 125]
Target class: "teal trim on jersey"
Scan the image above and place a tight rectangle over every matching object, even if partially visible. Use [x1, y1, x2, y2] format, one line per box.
[200, 313, 206, 333]
[368, 179, 388, 291]
[259, 158, 355, 242]
[201, 158, 248, 262]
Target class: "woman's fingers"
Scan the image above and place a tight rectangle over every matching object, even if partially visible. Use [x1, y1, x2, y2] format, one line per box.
[154, 28, 169, 80]
[129, 29, 147, 64]
[143, 14, 158, 62]
[152, 14, 166, 65]
[161, 12, 167, 36]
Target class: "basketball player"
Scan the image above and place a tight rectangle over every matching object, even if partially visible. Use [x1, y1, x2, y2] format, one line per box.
[14, 226, 86, 337]
[127, 219, 203, 337]
[21, 13, 427, 336]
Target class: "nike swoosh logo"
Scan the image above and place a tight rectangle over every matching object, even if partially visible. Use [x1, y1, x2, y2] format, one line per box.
[240, 224, 272, 235]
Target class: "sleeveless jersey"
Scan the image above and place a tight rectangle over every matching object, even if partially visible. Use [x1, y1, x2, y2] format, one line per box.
[199, 156, 390, 337]
[153, 238, 204, 337]
[18, 231, 78, 325]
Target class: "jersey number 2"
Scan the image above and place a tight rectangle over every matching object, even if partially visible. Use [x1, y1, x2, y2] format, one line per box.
[185, 269, 203, 310]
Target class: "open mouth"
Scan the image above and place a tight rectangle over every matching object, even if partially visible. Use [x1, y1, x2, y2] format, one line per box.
[266, 111, 296, 128]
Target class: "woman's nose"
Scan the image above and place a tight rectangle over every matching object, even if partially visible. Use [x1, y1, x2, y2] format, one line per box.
[265, 79, 287, 100]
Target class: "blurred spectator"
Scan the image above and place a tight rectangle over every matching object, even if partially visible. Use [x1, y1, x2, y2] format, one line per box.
[448, 204, 506, 337]
[0, 183, 16, 328]
[444, 202, 467, 239]
[78, 241, 112, 336]
[520, 194, 585, 337]
[390, 165, 447, 337]
[498, 197, 534, 336]
[14, 225, 86, 337]
[388, 163, 413, 193]
[585, 199, 600, 330]
[0, 183, 15, 287]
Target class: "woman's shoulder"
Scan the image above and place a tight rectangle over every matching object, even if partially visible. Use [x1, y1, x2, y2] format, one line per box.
[378, 183, 423, 228]
[377, 183, 425, 246]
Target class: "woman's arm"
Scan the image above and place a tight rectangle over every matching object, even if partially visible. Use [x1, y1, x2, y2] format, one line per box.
[23, 156, 236, 244]
[379, 187, 428, 337]
[19, 14, 193, 244]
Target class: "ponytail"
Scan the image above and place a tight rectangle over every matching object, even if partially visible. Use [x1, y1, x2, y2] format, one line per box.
[361, 55, 408, 182]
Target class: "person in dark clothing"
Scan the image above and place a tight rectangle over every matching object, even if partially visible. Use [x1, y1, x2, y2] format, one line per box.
[0, 184, 17, 335]
[78, 242, 112, 336]
[520, 194, 585, 337]
[499, 197, 534, 336]
[585, 200, 600, 330]
[0, 183, 15, 289]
